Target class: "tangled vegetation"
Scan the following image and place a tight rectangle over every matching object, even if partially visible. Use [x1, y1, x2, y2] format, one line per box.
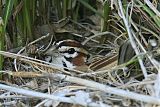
[0, 0, 160, 107]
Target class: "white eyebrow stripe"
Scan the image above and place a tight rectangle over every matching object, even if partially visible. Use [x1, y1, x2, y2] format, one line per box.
[56, 41, 64, 46]
[56, 40, 77, 46]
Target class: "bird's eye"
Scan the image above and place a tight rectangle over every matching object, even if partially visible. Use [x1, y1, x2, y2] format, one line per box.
[68, 48, 75, 54]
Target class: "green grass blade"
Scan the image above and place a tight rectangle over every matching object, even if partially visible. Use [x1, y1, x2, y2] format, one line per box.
[101, 1, 111, 32]
[77, 0, 104, 18]
[0, 0, 14, 76]
[3, 0, 14, 29]
[137, 0, 160, 27]
[0, 18, 4, 76]
[23, 0, 32, 41]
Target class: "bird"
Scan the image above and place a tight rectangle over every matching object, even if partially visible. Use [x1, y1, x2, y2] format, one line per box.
[44, 39, 89, 70]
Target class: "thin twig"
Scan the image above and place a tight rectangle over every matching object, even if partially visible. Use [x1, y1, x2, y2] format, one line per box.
[14, 33, 51, 71]
[118, 0, 148, 78]
[46, 73, 160, 105]
[0, 84, 110, 107]
[82, 31, 120, 45]
[0, 51, 84, 74]
[144, 0, 160, 17]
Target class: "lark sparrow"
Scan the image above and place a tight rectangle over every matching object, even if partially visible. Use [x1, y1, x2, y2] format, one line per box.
[44, 39, 89, 69]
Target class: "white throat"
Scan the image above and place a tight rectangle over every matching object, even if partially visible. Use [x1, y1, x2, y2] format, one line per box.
[45, 55, 76, 69]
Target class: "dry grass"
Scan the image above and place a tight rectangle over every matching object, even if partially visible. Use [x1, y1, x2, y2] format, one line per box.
[0, 0, 160, 107]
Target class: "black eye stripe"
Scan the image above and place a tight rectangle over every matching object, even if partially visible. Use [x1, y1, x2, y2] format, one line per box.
[60, 50, 76, 54]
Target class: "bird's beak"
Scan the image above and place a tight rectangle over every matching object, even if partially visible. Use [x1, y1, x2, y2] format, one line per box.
[44, 46, 58, 56]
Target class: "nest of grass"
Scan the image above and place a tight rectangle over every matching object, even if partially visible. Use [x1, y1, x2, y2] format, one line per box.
[0, 0, 160, 107]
